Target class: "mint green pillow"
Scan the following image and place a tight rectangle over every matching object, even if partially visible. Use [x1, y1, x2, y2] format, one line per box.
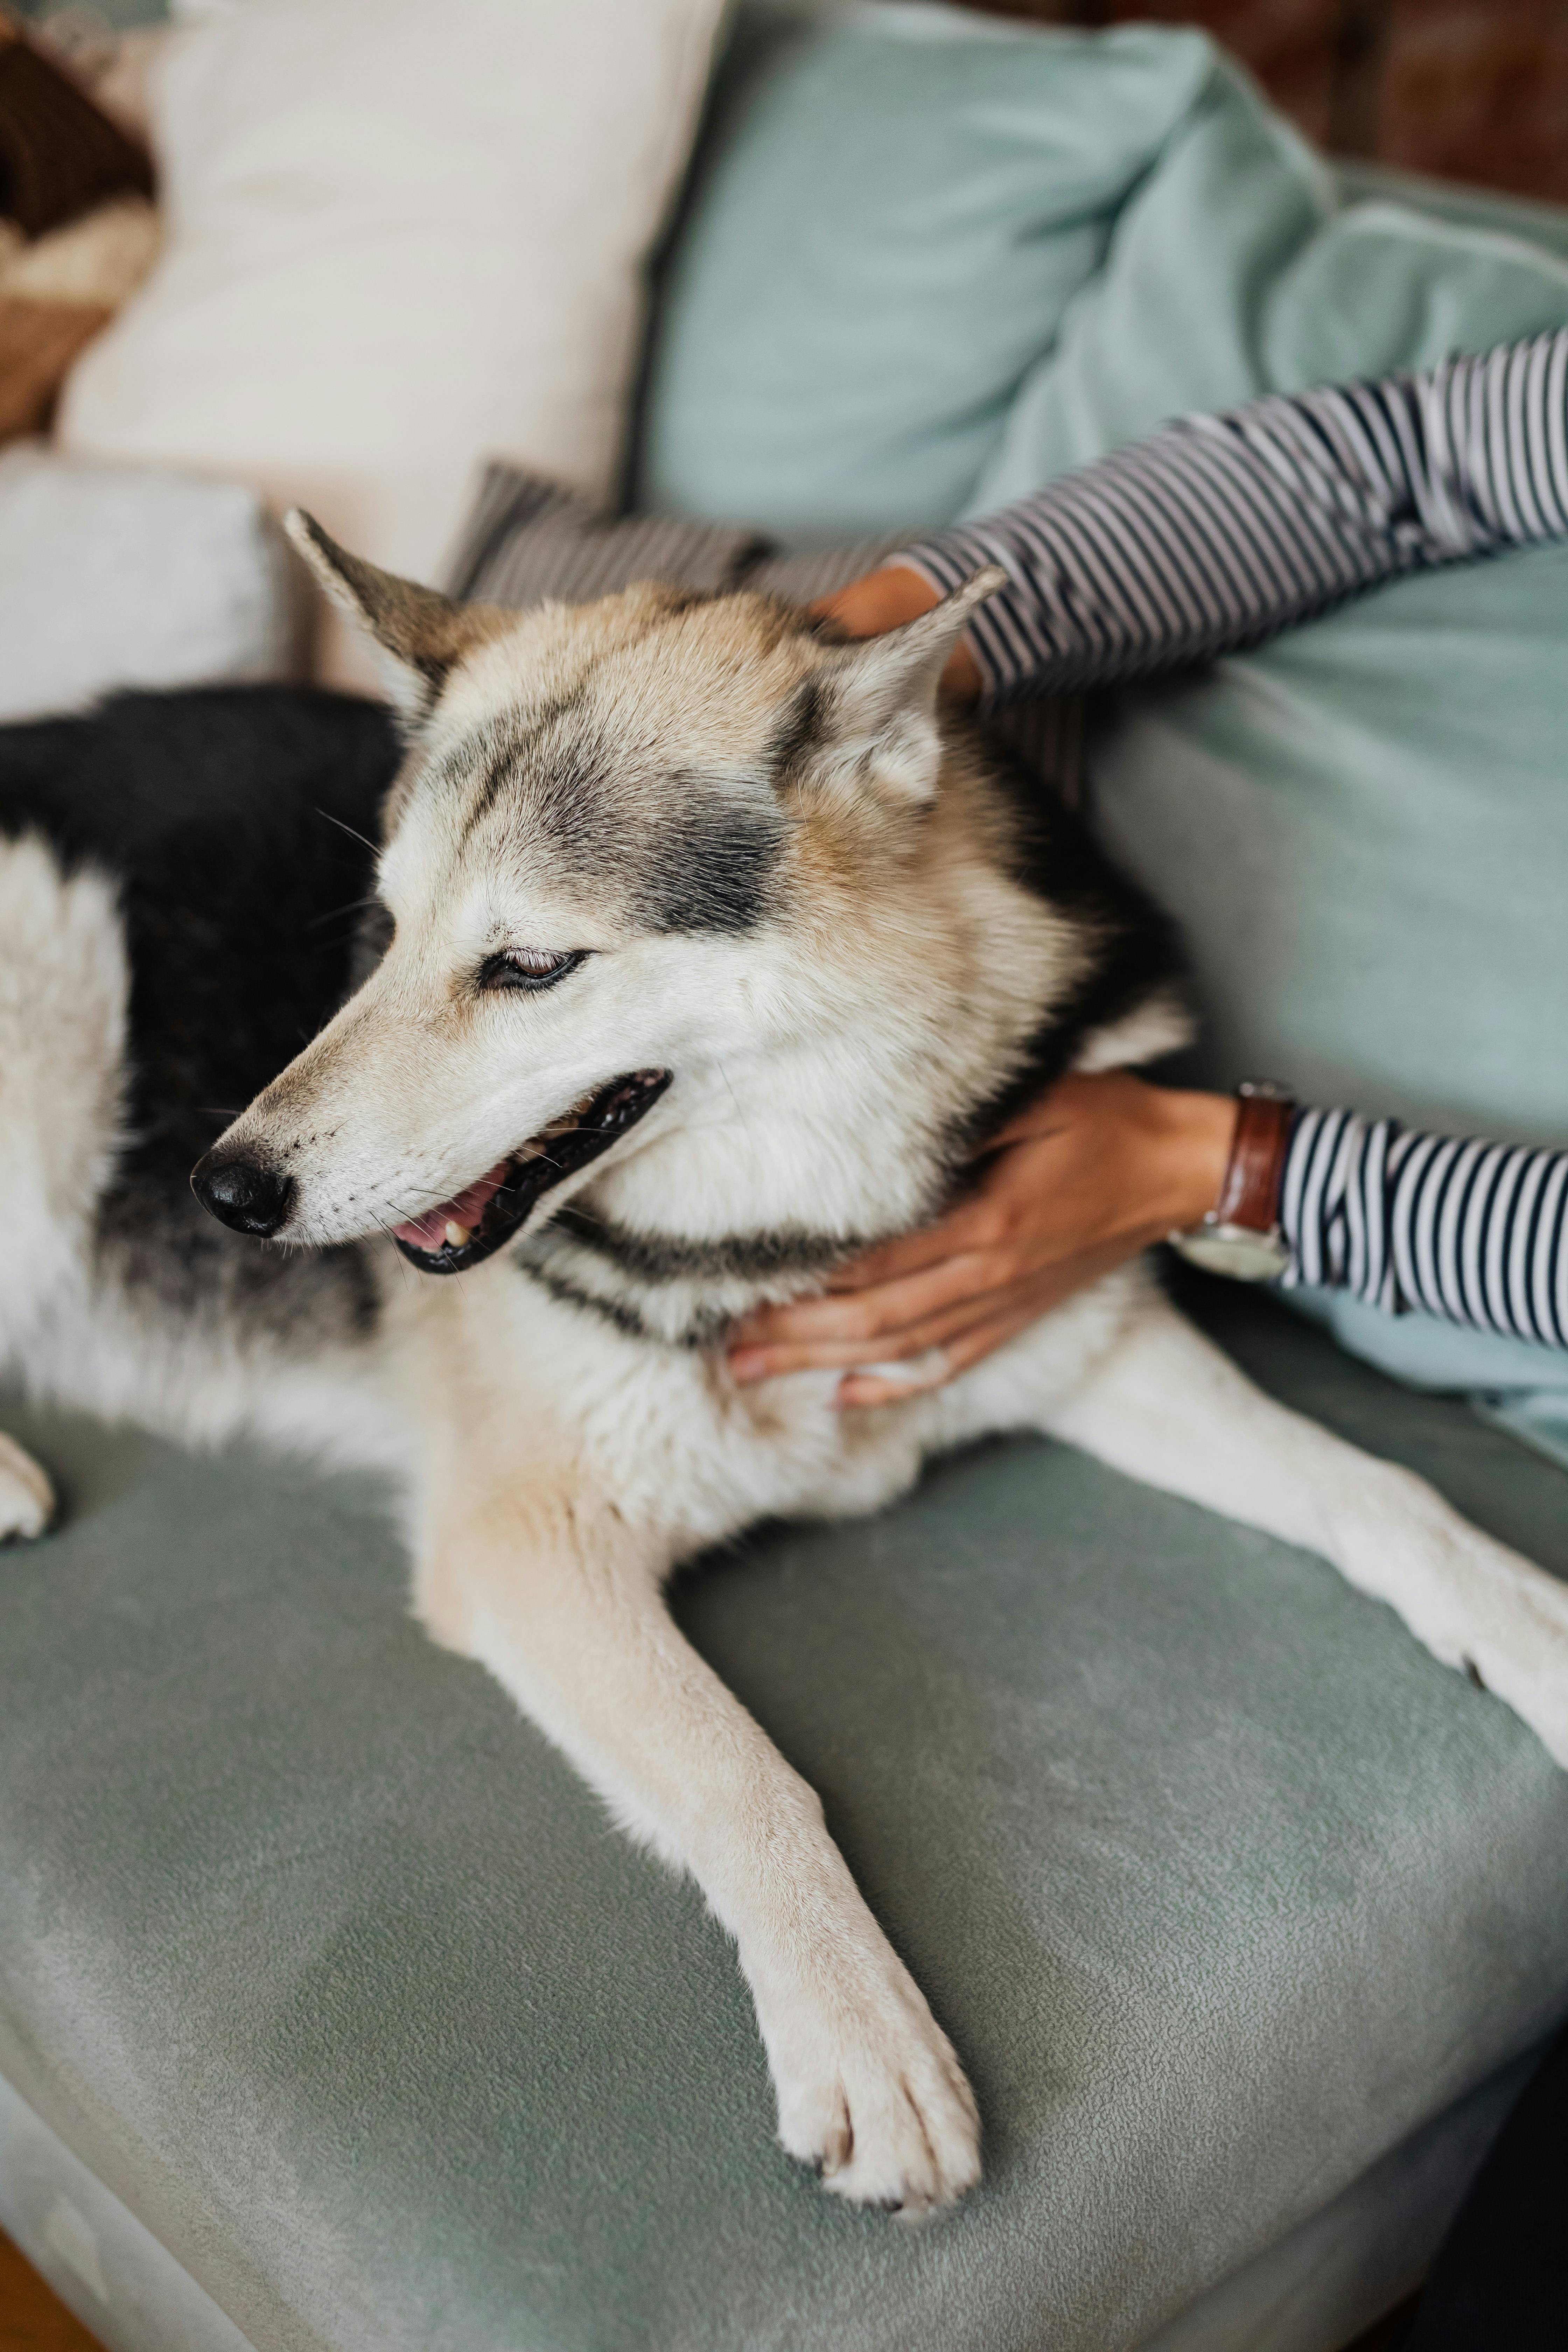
[976, 189, 1568, 506]
[639, 4, 1239, 540]
[1095, 540, 1568, 1146]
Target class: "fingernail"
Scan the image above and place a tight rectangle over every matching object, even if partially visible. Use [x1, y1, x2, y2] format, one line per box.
[729, 1350, 768, 1384]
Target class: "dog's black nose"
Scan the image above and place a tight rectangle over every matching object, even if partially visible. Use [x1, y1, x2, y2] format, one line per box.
[190, 1154, 295, 1238]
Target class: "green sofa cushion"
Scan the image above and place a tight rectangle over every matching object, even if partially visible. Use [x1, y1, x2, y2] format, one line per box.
[638, 4, 1232, 540]
[4, 1280, 1567, 2351]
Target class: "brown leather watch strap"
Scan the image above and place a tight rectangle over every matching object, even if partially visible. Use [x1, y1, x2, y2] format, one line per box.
[1213, 1083, 1296, 1233]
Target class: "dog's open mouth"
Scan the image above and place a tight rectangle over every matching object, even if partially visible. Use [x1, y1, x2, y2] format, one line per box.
[391, 1069, 671, 1275]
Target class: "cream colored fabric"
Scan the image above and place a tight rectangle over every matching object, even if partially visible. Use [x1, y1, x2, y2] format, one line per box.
[58, 0, 728, 682]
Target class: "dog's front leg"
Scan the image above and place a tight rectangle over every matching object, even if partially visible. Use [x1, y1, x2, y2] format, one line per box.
[0, 1430, 54, 1542]
[416, 1470, 980, 2217]
[1040, 1296, 1568, 1766]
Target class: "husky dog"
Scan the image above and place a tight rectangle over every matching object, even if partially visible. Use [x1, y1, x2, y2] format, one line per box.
[4, 519, 1567, 2221]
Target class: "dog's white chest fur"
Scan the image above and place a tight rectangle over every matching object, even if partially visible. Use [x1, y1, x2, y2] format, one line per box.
[394, 1236, 1142, 1552]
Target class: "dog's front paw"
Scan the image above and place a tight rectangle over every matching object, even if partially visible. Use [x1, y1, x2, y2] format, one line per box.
[765, 1960, 981, 2220]
[0, 1433, 54, 1545]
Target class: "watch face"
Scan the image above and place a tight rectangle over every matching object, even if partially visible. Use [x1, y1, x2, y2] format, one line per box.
[1170, 1226, 1292, 1282]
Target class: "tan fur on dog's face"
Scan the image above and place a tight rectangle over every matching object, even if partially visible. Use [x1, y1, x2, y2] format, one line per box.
[206, 526, 1013, 1249]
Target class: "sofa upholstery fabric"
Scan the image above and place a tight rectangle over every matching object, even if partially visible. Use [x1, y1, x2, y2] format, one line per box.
[3, 1279, 1566, 2352]
[0, 2044, 1543, 2352]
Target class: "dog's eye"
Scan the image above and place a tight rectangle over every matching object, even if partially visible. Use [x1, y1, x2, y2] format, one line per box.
[477, 947, 586, 993]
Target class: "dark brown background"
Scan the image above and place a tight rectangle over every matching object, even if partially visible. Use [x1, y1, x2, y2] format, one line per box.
[973, 1, 1568, 205]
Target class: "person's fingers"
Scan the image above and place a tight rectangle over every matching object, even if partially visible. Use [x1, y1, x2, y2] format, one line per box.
[988, 1069, 1110, 1149]
[832, 1235, 1156, 1408]
[831, 1346, 953, 1409]
[728, 1246, 1016, 1377]
[727, 1071, 1199, 1387]
[735, 1183, 1017, 1320]
[834, 1292, 1054, 1409]
[728, 1261, 1030, 1383]
[802, 1083, 1114, 1302]
[807, 565, 940, 637]
[820, 1199, 1000, 1293]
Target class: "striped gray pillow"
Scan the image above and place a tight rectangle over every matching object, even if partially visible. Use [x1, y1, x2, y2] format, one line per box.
[445, 462, 905, 608]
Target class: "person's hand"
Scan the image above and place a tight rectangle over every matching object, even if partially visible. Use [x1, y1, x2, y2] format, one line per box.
[726, 1072, 1235, 1407]
[811, 564, 983, 700]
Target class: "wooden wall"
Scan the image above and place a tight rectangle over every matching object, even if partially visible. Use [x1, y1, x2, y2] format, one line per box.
[971, 2, 1568, 205]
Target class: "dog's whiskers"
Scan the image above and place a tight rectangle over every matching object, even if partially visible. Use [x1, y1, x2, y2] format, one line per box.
[305, 894, 380, 931]
[314, 809, 380, 857]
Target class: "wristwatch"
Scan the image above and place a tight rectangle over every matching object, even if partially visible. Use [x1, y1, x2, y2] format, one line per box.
[1168, 1080, 1296, 1281]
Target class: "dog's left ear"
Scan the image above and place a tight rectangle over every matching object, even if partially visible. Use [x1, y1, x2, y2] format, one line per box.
[284, 510, 504, 720]
[814, 564, 1007, 804]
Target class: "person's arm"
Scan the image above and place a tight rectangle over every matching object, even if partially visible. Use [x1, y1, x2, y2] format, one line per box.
[849, 329, 1568, 706]
[1282, 1107, 1568, 1348]
[727, 1079, 1568, 1404]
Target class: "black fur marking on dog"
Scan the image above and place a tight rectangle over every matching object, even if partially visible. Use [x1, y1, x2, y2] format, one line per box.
[349, 899, 397, 992]
[635, 788, 785, 935]
[553, 1206, 862, 1284]
[0, 685, 402, 1334]
[460, 720, 785, 935]
[516, 1262, 731, 1352]
[443, 667, 788, 936]
[518, 1264, 658, 1343]
[455, 693, 592, 840]
[947, 725, 1190, 1164]
[97, 1173, 382, 1344]
[769, 679, 825, 783]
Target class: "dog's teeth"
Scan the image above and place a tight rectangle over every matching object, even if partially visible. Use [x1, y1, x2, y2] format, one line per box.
[444, 1220, 471, 1250]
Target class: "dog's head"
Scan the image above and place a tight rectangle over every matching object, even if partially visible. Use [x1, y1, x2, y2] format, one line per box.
[191, 516, 1004, 1270]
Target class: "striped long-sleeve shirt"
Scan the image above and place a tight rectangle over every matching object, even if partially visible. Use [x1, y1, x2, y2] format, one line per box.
[1282, 1111, 1567, 1350]
[899, 332, 1568, 1350]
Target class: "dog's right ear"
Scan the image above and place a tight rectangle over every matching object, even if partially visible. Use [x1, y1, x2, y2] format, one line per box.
[803, 565, 1008, 808]
[284, 510, 501, 720]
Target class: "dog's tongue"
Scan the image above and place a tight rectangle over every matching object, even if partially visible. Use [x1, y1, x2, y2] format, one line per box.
[392, 1162, 510, 1252]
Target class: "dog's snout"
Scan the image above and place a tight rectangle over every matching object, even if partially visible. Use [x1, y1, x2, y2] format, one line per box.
[190, 1153, 295, 1239]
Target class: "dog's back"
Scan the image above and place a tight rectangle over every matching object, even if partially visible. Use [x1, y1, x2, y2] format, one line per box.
[0, 687, 401, 1454]
[0, 686, 399, 1185]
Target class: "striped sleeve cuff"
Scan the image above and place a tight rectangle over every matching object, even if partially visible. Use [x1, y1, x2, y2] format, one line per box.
[1280, 1107, 1568, 1350]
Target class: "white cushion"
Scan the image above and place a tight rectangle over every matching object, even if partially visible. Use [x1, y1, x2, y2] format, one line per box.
[0, 443, 296, 723]
[58, 0, 728, 683]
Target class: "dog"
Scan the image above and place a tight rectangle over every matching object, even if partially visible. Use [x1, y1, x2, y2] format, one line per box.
[3, 517, 1566, 2222]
